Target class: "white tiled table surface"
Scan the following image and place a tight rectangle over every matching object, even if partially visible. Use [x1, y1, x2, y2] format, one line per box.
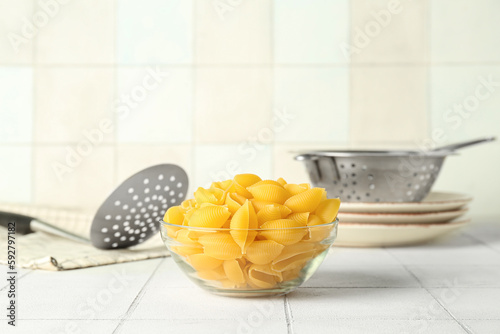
[1, 218, 499, 334]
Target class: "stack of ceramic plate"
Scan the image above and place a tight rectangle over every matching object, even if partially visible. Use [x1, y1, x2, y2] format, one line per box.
[335, 192, 472, 247]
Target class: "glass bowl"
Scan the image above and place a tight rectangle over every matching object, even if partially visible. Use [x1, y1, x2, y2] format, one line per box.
[160, 218, 338, 297]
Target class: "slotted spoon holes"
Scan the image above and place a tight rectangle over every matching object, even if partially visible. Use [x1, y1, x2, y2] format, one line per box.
[91, 165, 188, 249]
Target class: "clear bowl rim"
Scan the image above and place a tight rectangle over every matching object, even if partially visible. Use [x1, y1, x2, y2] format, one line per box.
[161, 217, 338, 232]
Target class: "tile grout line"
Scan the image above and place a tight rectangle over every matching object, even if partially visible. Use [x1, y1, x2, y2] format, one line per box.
[460, 232, 500, 254]
[283, 294, 294, 334]
[0, 270, 34, 292]
[111, 258, 165, 334]
[384, 248, 473, 334]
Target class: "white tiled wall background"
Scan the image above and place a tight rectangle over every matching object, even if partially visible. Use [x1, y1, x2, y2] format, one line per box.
[1, 0, 499, 216]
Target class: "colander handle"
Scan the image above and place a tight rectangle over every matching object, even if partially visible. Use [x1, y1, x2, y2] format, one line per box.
[432, 137, 496, 152]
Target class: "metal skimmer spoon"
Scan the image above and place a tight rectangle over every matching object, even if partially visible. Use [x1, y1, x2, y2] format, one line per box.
[0, 164, 188, 250]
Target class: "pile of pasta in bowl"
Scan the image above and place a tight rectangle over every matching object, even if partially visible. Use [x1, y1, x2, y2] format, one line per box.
[160, 174, 340, 297]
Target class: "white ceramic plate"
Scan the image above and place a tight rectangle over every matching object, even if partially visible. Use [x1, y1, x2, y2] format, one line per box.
[337, 208, 468, 224]
[339, 191, 472, 213]
[334, 219, 470, 247]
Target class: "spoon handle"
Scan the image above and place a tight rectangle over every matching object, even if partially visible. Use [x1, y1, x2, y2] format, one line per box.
[433, 137, 496, 152]
[31, 219, 90, 244]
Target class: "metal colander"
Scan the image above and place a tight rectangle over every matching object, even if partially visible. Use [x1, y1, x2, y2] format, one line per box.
[295, 137, 495, 203]
[296, 151, 448, 202]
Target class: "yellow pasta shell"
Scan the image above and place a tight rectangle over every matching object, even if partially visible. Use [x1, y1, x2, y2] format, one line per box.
[187, 205, 231, 228]
[225, 192, 246, 214]
[210, 179, 233, 191]
[272, 242, 315, 272]
[223, 259, 246, 284]
[315, 198, 341, 223]
[259, 219, 307, 245]
[283, 183, 309, 196]
[233, 173, 262, 187]
[276, 177, 287, 186]
[188, 253, 223, 271]
[250, 200, 292, 217]
[229, 181, 253, 199]
[256, 205, 282, 226]
[230, 200, 258, 252]
[197, 266, 226, 281]
[247, 184, 291, 204]
[164, 206, 184, 225]
[194, 187, 225, 205]
[245, 240, 285, 265]
[247, 264, 282, 289]
[198, 233, 242, 260]
[284, 188, 325, 212]
[287, 212, 310, 225]
[251, 180, 284, 187]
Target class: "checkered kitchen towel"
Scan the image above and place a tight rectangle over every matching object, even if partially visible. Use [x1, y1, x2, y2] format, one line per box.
[0, 203, 169, 271]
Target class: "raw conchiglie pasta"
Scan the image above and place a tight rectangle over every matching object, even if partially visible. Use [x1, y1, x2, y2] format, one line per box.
[284, 188, 325, 213]
[245, 240, 285, 265]
[171, 245, 203, 257]
[210, 179, 233, 191]
[230, 201, 258, 252]
[223, 259, 246, 283]
[229, 181, 253, 199]
[171, 229, 203, 256]
[234, 173, 262, 187]
[199, 233, 242, 260]
[251, 180, 284, 187]
[283, 183, 309, 196]
[272, 242, 316, 272]
[188, 205, 231, 228]
[247, 264, 283, 289]
[181, 199, 196, 210]
[247, 184, 291, 205]
[194, 187, 225, 205]
[197, 266, 226, 281]
[315, 198, 341, 224]
[304, 214, 333, 243]
[164, 206, 184, 225]
[250, 200, 292, 217]
[256, 205, 282, 226]
[281, 266, 303, 281]
[225, 192, 246, 214]
[259, 219, 307, 245]
[286, 212, 310, 225]
[277, 177, 287, 186]
[188, 254, 223, 271]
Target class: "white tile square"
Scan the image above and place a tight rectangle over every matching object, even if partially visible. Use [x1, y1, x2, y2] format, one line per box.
[327, 247, 401, 266]
[33, 145, 115, 211]
[303, 265, 420, 288]
[34, 67, 115, 144]
[274, 0, 349, 64]
[429, 66, 500, 142]
[0, 67, 32, 143]
[407, 265, 500, 288]
[293, 319, 467, 334]
[288, 288, 451, 320]
[194, 67, 272, 143]
[386, 234, 500, 266]
[350, 66, 427, 145]
[35, 0, 114, 64]
[120, 319, 287, 334]
[130, 287, 286, 320]
[116, 145, 192, 189]
[0, 146, 31, 203]
[117, 0, 192, 64]
[16, 260, 161, 319]
[429, 288, 500, 320]
[194, 144, 272, 189]
[0, 0, 33, 64]
[195, 0, 271, 64]
[430, 0, 500, 63]
[462, 320, 500, 334]
[117, 67, 192, 144]
[350, 0, 426, 63]
[273, 67, 349, 143]
[0, 320, 120, 334]
[462, 221, 500, 253]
